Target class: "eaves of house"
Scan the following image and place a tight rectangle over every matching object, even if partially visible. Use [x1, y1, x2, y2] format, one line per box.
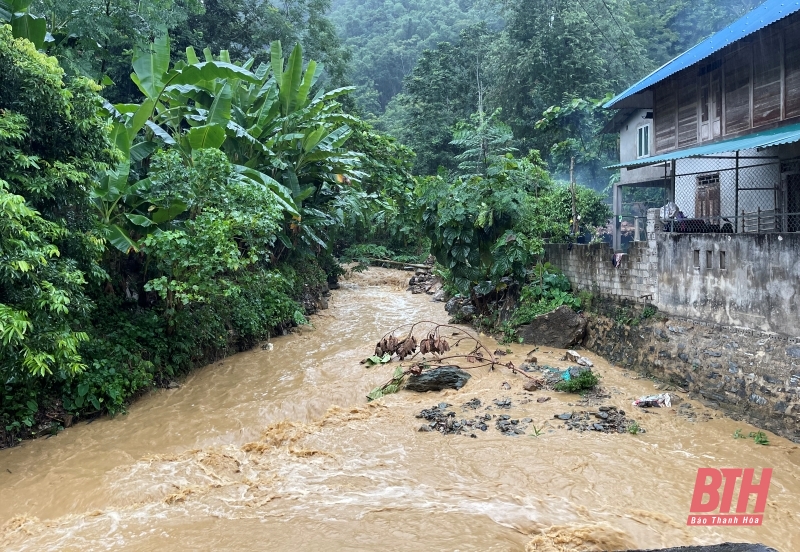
[605, 0, 800, 110]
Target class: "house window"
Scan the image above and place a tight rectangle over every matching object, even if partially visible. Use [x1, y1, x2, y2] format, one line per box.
[693, 250, 700, 268]
[720, 251, 726, 270]
[706, 250, 713, 270]
[637, 125, 651, 158]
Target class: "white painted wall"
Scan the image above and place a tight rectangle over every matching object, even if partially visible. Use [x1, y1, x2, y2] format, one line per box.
[672, 147, 778, 219]
[619, 109, 670, 185]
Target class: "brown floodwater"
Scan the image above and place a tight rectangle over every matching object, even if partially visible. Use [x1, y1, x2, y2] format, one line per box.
[1, 268, 798, 551]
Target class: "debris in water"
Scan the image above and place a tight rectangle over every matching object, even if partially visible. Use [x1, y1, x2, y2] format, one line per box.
[415, 404, 489, 435]
[564, 350, 593, 367]
[366, 321, 540, 401]
[419, 332, 451, 355]
[555, 407, 639, 434]
[374, 334, 418, 360]
[404, 365, 471, 392]
[523, 378, 544, 392]
[633, 393, 672, 408]
[462, 398, 482, 409]
[501, 381, 511, 390]
[536, 396, 551, 403]
[493, 398, 512, 409]
[495, 415, 529, 436]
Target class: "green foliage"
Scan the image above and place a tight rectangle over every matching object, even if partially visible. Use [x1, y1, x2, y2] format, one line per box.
[451, 108, 516, 176]
[364, 353, 391, 366]
[419, 154, 550, 295]
[534, 96, 618, 187]
[0, 27, 112, 378]
[520, 183, 611, 242]
[553, 370, 599, 393]
[511, 266, 581, 327]
[384, 24, 495, 175]
[328, 0, 502, 117]
[0, 25, 381, 440]
[366, 366, 406, 401]
[627, 420, 641, 435]
[641, 305, 657, 319]
[1, 0, 46, 48]
[499, 322, 518, 345]
[733, 428, 770, 445]
[371, 0, 757, 187]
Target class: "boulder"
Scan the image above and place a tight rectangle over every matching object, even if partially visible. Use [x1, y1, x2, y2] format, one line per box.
[445, 296, 468, 314]
[404, 365, 471, 392]
[444, 296, 477, 320]
[516, 305, 586, 348]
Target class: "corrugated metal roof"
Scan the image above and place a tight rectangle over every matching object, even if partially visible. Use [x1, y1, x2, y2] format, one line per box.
[604, 0, 800, 109]
[606, 122, 800, 169]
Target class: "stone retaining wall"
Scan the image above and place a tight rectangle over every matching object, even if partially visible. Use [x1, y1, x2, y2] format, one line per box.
[582, 300, 800, 443]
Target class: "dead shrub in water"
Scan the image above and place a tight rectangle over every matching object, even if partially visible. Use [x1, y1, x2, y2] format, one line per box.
[365, 321, 535, 401]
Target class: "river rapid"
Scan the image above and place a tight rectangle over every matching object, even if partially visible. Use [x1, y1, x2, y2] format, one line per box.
[1, 268, 798, 551]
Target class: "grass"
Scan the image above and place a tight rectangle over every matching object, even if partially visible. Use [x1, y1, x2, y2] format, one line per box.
[627, 420, 641, 434]
[529, 424, 544, 437]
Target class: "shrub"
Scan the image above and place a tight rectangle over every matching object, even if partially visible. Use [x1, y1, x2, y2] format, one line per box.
[553, 370, 599, 393]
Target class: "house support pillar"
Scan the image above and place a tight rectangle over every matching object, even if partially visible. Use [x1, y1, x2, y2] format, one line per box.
[612, 181, 622, 251]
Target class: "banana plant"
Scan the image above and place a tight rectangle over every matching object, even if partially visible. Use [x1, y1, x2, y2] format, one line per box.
[0, 0, 45, 49]
[95, 34, 291, 253]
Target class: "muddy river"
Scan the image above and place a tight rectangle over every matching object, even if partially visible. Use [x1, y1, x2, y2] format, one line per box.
[1, 268, 798, 551]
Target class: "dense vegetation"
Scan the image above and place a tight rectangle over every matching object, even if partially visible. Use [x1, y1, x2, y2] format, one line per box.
[332, 0, 762, 183]
[0, 0, 756, 444]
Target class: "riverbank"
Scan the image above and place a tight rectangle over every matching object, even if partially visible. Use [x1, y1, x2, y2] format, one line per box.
[1, 268, 797, 551]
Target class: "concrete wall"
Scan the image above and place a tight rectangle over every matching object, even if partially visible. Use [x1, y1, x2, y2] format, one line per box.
[657, 232, 800, 335]
[543, 209, 800, 439]
[544, 241, 656, 302]
[544, 210, 661, 303]
[544, 208, 800, 338]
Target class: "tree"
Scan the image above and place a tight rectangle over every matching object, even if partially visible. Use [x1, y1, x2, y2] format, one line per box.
[27, 0, 199, 101]
[385, 24, 495, 174]
[328, 0, 503, 116]
[0, 26, 113, 377]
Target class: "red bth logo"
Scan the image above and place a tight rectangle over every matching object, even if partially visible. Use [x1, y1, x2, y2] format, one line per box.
[687, 468, 772, 526]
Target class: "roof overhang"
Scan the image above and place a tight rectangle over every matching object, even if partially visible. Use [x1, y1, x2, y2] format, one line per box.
[605, 122, 800, 170]
[604, 0, 800, 110]
[600, 108, 637, 134]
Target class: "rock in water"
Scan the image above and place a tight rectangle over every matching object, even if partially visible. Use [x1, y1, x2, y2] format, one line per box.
[523, 378, 543, 391]
[404, 365, 471, 392]
[516, 305, 586, 348]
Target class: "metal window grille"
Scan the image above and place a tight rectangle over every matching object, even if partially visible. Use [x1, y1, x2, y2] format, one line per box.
[666, 148, 798, 233]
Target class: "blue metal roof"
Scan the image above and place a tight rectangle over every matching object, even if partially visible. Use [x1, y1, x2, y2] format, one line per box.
[604, 0, 800, 109]
[606, 121, 800, 169]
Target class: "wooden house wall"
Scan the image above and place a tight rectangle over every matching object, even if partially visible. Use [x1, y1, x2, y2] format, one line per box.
[652, 14, 800, 154]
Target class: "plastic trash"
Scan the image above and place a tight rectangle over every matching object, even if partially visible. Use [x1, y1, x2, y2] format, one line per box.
[564, 350, 593, 367]
[633, 393, 671, 408]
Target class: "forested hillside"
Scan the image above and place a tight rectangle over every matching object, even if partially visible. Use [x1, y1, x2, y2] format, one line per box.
[330, 0, 762, 183]
[328, 0, 502, 116]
